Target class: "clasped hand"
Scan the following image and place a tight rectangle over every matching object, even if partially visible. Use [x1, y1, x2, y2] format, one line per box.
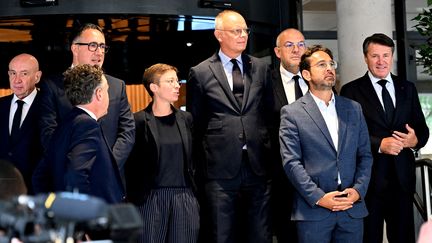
[317, 188, 360, 211]
[380, 124, 418, 155]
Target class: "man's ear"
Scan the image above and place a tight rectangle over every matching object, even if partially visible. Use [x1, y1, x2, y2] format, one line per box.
[35, 71, 42, 84]
[301, 69, 311, 82]
[274, 46, 281, 59]
[214, 30, 222, 42]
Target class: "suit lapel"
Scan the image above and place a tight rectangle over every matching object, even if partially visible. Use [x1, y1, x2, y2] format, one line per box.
[392, 74, 406, 126]
[302, 93, 336, 151]
[335, 96, 347, 153]
[208, 54, 240, 110]
[358, 73, 393, 127]
[175, 111, 190, 163]
[144, 107, 160, 161]
[272, 69, 288, 107]
[241, 54, 253, 110]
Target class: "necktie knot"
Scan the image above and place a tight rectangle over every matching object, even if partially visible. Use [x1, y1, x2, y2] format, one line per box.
[16, 99, 25, 108]
[377, 79, 388, 87]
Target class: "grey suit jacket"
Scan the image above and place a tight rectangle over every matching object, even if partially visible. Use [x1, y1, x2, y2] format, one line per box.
[279, 92, 372, 220]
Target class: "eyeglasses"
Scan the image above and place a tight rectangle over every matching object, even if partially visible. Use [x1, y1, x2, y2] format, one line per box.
[160, 79, 181, 87]
[217, 28, 251, 37]
[281, 41, 306, 49]
[311, 60, 338, 70]
[74, 42, 110, 53]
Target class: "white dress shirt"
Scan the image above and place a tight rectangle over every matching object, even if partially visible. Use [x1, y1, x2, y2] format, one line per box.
[9, 89, 38, 134]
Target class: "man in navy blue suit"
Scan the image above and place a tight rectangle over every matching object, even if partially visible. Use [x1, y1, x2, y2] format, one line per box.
[0, 53, 43, 194]
[341, 33, 429, 243]
[279, 45, 372, 243]
[33, 64, 125, 204]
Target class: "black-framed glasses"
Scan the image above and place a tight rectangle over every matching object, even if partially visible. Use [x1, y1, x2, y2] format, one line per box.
[74, 42, 110, 53]
[281, 41, 306, 49]
[311, 60, 338, 70]
[217, 28, 251, 37]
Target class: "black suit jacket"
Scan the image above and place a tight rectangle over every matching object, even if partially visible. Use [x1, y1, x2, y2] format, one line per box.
[33, 108, 125, 204]
[340, 73, 429, 193]
[125, 104, 196, 205]
[187, 52, 273, 179]
[0, 93, 42, 194]
[38, 73, 135, 169]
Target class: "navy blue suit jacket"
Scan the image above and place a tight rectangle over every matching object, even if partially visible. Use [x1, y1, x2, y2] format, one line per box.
[38, 73, 135, 170]
[340, 73, 429, 193]
[279, 93, 373, 221]
[187, 53, 273, 179]
[33, 107, 125, 204]
[125, 104, 196, 205]
[0, 93, 42, 194]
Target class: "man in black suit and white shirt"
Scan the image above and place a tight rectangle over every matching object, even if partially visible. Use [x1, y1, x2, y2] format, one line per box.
[270, 28, 307, 243]
[0, 53, 43, 194]
[187, 10, 273, 243]
[38, 23, 135, 173]
[340, 33, 429, 243]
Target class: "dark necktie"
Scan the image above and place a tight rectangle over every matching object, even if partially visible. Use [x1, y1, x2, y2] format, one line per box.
[10, 100, 25, 144]
[377, 79, 394, 123]
[231, 59, 244, 106]
[293, 75, 303, 100]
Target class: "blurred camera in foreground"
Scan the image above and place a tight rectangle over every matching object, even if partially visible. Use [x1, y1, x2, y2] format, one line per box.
[0, 192, 142, 243]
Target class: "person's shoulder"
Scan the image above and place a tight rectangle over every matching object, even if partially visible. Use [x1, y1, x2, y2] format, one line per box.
[0, 94, 12, 103]
[192, 53, 218, 69]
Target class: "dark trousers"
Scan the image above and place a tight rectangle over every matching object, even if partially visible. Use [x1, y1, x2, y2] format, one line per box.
[270, 162, 297, 243]
[296, 211, 363, 243]
[204, 151, 271, 243]
[363, 178, 415, 243]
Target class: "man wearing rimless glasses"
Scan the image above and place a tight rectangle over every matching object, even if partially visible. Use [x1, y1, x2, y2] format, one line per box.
[187, 9, 274, 243]
[37, 23, 135, 192]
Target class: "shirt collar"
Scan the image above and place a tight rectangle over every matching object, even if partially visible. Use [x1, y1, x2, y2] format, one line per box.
[218, 49, 242, 67]
[368, 71, 393, 85]
[279, 65, 301, 82]
[77, 106, 98, 121]
[310, 91, 336, 107]
[12, 88, 37, 105]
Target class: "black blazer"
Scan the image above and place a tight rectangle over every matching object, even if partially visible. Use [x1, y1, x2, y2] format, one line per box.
[125, 104, 196, 205]
[187, 52, 273, 179]
[340, 73, 429, 193]
[38, 73, 135, 169]
[0, 93, 42, 194]
[33, 107, 125, 204]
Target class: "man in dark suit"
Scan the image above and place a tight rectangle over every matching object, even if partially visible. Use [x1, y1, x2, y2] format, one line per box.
[38, 23, 135, 174]
[0, 53, 43, 194]
[33, 64, 124, 204]
[270, 28, 307, 243]
[340, 33, 429, 243]
[187, 10, 273, 243]
[280, 45, 372, 243]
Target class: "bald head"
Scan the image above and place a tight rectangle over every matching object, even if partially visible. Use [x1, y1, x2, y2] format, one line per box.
[8, 53, 42, 99]
[214, 10, 249, 58]
[274, 28, 306, 74]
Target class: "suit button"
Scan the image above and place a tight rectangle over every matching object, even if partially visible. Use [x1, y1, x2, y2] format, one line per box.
[239, 133, 243, 139]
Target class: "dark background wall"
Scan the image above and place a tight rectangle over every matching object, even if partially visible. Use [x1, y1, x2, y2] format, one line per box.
[0, 0, 299, 87]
